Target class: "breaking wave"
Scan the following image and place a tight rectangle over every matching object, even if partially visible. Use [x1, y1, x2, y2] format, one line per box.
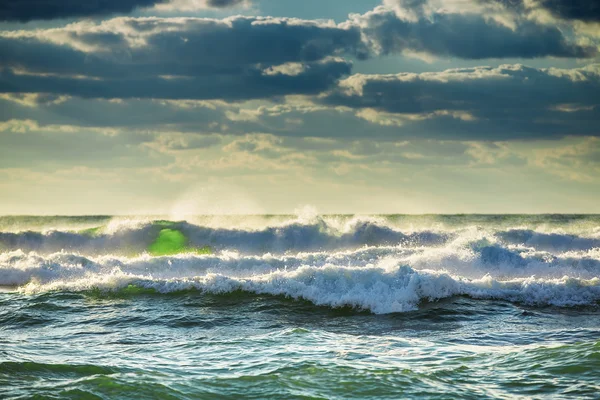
[13, 264, 600, 314]
[497, 229, 600, 252]
[2, 232, 599, 313]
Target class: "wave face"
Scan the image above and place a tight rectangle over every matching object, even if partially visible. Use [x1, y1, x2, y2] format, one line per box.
[1, 214, 600, 313]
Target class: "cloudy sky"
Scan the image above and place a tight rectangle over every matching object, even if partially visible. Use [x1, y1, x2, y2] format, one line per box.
[1, 0, 599, 214]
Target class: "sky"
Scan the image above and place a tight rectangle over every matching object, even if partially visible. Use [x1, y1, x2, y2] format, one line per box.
[0, 0, 599, 215]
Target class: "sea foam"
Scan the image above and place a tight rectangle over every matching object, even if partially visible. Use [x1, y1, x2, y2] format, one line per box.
[3, 241, 599, 313]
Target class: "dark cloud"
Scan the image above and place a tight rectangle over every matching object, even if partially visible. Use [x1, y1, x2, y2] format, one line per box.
[0, 17, 364, 76]
[207, 0, 244, 7]
[0, 4, 596, 140]
[2, 63, 599, 142]
[322, 64, 600, 139]
[2, 60, 599, 142]
[0, 59, 352, 100]
[485, 0, 600, 22]
[358, 7, 596, 59]
[325, 64, 600, 114]
[0, 96, 226, 129]
[0, 0, 245, 22]
[0, 7, 593, 104]
[0, 16, 361, 100]
[539, 0, 600, 22]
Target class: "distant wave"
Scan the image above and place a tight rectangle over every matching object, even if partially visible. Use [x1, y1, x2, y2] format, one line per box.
[497, 229, 600, 252]
[0, 219, 449, 254]
[4, 219, 600, 256]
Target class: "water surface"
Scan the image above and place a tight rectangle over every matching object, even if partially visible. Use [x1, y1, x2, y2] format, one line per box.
[1, 214, 599, 398]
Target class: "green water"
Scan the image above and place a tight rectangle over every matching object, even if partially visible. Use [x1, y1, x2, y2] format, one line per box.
[148, 229, 212, 256]
[1, 292, 599, 399]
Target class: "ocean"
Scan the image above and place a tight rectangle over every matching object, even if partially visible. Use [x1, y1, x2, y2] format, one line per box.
[0, 214, 599, 399]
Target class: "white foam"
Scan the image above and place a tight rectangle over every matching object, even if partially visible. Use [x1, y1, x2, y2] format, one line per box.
[4, 244, 599, 313]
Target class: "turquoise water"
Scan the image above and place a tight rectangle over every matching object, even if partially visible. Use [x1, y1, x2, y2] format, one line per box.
[1, 215, 599, 399]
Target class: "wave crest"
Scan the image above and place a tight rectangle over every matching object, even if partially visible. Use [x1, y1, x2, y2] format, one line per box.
[4, 247, 599, 314]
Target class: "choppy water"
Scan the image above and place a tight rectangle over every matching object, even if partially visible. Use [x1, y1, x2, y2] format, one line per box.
[1, 214, 599, 399]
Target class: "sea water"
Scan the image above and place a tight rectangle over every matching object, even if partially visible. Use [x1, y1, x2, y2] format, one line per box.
[0, 214, 599, 399]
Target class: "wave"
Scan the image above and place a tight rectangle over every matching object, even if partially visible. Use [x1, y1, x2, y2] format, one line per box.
[13, 265, 600, 314]
[2, 216, 600, 257]
[497, 229, 600, 252]
[0, 218, 449, 255]
[3, 215, 599, 313]
[3, 241, 600, 313]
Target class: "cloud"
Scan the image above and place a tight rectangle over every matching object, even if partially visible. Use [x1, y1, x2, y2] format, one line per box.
[0, 7, 597, 142]
[388, 0, 600, 23]
[0, 3, 592, 102]
[148, 132, 223, 150]
[0, 119, 169, 169]
[0, 16, 362, 100]
[0, 5, 593, 105]
[2, 61, 599, 143]
[480, 0, 600, 23]
[538, 0, 600, 22]
[355, 5, 596, 59]
[526, 137, 600, 182]
[0, 0, 248, 22]
[155, 0, 248, 12]
[207, 0, 244, 6]
[0, 59, 352, 100]
[323, 64, 600, 139]
[3, 67, 598, 143]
